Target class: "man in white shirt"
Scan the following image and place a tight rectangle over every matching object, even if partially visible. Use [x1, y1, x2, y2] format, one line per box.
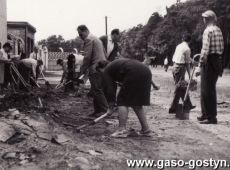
[169, 34, 195, 113]
[29, 46, 41, 60]
[0, 43, 12, 90]
[18, 58, 43, 89]
[72, 49, 84, 73]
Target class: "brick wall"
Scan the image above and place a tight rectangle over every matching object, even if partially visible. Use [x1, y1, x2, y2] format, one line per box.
[7, 28, 26, 42]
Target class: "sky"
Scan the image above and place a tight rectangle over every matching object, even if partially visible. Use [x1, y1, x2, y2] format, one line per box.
[7, 0, 186, 42]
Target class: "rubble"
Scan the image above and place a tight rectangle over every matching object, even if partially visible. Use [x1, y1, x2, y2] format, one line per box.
[67, 157, 90, 170]
[22, 117, 53, 141]
[88, 150, 103, 156]
[2, 148, 41, 166]
[51, 134, 71, 145]
[0, 122, 16, 142]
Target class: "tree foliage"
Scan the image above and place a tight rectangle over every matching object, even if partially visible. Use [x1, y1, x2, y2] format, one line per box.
[38, 35, 83, 52]
[121, 0, 230, 67]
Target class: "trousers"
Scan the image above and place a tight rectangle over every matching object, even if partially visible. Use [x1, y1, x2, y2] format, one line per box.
[200, 54, 220, 120]
[89, 72, 108, 113]
[170, 65, 192, 110]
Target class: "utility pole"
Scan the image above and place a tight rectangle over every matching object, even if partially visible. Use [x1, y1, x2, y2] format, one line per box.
[105, 16, 108, 36]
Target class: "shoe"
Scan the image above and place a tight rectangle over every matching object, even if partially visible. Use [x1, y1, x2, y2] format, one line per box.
[189, 105, 196, 110]
[197, 116, 208, 121]
[111, 129, 129, 138]
[169, 108, 176, 114]
[138, 129, 152, 137]
[200, 119, 217, 124]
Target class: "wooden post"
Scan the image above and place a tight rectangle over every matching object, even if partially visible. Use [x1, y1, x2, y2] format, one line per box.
[105, 16, 108, 37]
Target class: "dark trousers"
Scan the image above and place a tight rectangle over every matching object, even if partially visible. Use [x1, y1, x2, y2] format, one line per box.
[200, 54, 219, 120]
[170, 65, 192, 110]
[89, 72, 108, 113]
[18, 63, 32, 89]
[65, 71, 75, 92]
[3, 63, 11, 88]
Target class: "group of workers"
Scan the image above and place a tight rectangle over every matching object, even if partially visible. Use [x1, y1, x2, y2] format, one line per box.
[0, 9, 224, 138]
[59, 25, 153, 138]
[0, 43, 44, 92]
[72, 9, 224, 138]
[55, 9, 224, 138]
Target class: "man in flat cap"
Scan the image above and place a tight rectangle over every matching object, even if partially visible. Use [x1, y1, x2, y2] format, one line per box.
[196, 10, 224, 124]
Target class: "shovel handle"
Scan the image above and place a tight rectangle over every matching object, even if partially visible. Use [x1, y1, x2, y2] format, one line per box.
[93, 112, 109, 123]
[76, 110, 114, 131]
[76, 123, 91, 131]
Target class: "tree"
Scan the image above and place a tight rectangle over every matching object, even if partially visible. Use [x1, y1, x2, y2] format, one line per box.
[121, 0, 230, 67]
[38, 35, 83, 52]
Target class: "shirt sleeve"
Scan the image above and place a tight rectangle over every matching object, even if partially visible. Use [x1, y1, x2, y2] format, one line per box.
[32, 62, 37, 78]
[0, 51, 4, 60]
[80, 39, 93, 74]
[29, 53, 33, 59]
[201, 29, 211, 62]
[62, 63, 68, 80]
[184, 48, 192, 63]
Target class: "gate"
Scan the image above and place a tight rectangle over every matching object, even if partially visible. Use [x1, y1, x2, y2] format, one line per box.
[47, 52, 70, 71]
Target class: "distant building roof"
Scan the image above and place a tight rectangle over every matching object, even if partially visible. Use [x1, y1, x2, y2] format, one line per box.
[7, 21, 36, 33]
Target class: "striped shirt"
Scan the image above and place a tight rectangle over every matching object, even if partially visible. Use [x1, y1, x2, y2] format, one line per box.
[201, 24, 224, 61]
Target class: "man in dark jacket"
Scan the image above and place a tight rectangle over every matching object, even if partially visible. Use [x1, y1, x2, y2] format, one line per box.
[100, 29, 121, 62]
[77, 25, 108, 117]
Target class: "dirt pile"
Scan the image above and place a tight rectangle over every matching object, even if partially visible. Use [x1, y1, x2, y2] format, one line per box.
[0, 88, 59, 112]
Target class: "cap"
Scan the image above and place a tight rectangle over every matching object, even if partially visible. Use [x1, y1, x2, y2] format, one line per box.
[202, 10, 217, 21]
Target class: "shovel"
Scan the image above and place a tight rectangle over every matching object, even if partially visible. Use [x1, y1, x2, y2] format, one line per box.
[55, 80, 72, 90]
[40, 71, 51, 88]
[182, 54, 200, 115]
[76, 109, 114, 132]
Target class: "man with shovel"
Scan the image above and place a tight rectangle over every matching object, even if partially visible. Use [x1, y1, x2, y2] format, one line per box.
[169, 34, 196, 114]
[77, 25, 108, 117]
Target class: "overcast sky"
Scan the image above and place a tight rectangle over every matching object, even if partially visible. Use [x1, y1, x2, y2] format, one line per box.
[7, 0, 186, 42]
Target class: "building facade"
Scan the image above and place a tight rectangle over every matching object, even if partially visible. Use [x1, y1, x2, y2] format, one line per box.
[0, 0, 7, 45]
[7, 21, 36, 57]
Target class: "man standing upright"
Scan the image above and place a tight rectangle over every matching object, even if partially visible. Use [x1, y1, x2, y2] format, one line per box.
[100, 29, 121, 62]
[29, 46, 40, 60]
[169, 34, 195, 113]
[0, 43, 12, 90]
[77, 25, 108, 117]
[196, 10, 224, 124]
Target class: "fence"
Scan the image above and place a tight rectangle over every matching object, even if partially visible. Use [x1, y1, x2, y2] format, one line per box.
[47, 52, 71, 71]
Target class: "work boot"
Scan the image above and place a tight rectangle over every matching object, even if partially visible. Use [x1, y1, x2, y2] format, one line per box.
[200, 119, 217, 124]
[169, 108, 176, 114]
[197, 116, 208, 121]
